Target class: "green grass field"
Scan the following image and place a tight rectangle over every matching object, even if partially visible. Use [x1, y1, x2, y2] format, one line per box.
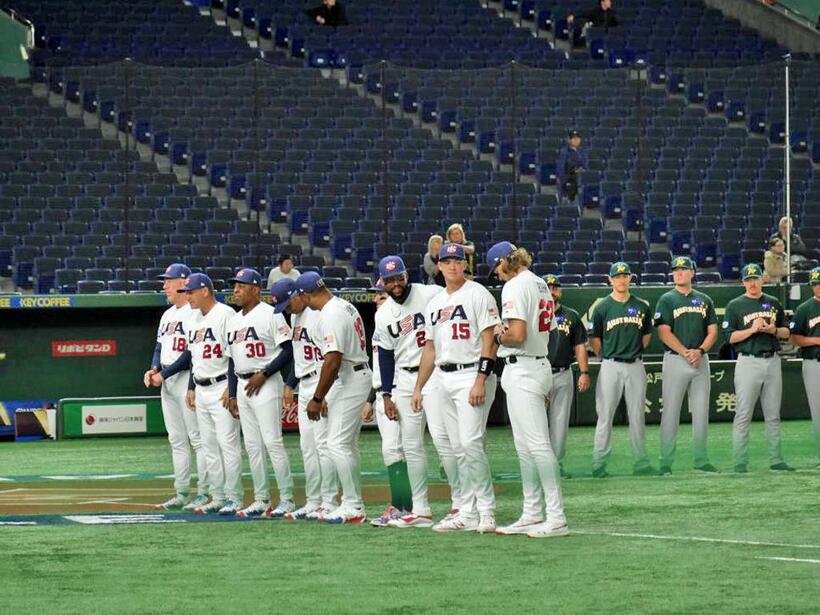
[2, 421, 819, 614]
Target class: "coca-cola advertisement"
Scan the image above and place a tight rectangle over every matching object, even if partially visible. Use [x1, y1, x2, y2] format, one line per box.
[280, 401, 376, 431]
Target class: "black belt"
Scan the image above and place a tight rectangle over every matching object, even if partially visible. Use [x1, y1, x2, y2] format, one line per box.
[352, 363, 368, 372]
[607, 357, 639, 364]
[300, 368, 320, 380]
[439, 362, 477, 372]
[194, 374, 227, 386]
[236, 371, 258, 380]
[552, 366, 570, 374]
[739, 352, 776, 359]
[501, 355, 547, 366]
[401, 366, 420, 373]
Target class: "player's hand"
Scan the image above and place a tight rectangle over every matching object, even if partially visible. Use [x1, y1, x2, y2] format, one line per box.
[383, 396, 400, 421]
[283, 386, 296, 412]
[143, 369, 155, 388]
[221, 387, 230, 408]
[149, 372, 164, 387]
[306, 398, 322, 421]
[316, 15, 324, 24]
[577, 373, 590, 393]
[411, 388, 423, 412]
[761, 321, 776, 335]
[321, 399, 328, 417]
[469, 380, 486, 406]
[244, 372, 267, 397]
[751, 318, 765, 332]
[185, 390, 196, 411]
[227, 398, 239, 419]
[361, 402, 374, 422]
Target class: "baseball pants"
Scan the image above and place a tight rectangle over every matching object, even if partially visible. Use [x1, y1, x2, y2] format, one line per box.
[501, 358, 565, 523]
[546, 368, 574, 464]
[802, 359, 820, 459]
[195, 382, 243, 503]
[421, 376, 463, 512]
[237, 374, 294, 503]
[436, 367, 497, 520]
[733, 355, 783, 467]
[592, 359, 651, 471]
[161, 370, 209, 497]
[392, 368, 431, 516]
[325, 366, 371, 510]
[298, 374, 338, 508]
[374, 395, 403, 466]
[659, 352, 712, 468]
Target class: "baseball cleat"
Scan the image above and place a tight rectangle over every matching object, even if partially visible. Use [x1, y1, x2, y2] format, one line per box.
[477, 513, 496, 534]
[495, 516, 544, 536]
[658, 466, 672, 476]
[237, 500, 270, 518]
[370, 505, 403, 527]
[156, 493, 190, 511]
[323, 506, 367, 525]
[387, 513, 434, 528]
[305, 505, 337, 521]
[559, 465, 573, 479]
[217, 499, 241, 516]
[183, 495, 210, 511]
[264, 500, 296, 518]
[284, 503, 320, 521]
[432, 514, 478, 533]
[694, 464, 719, 473]
[442, 508, 460, 522]
[770, 462, 796, 472]
[633, 465, 657, 477]
[592, 467, 610, 479]
[734, 464, 748, 474]
[527, 520, 570, 539]
[195, 498, 226, 514]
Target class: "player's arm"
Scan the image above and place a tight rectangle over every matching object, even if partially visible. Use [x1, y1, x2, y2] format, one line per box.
[701, 324, 718, 352]
[158, 350, 192, 381]
[656, 325, 688, 355]
[790, 333, 820, 347]
[641, 305, 652, 349]
[773, 304, 790, 340]
[150, 342, 162, 371]
[589, 336, 602, 356]
[498, 318, 526, 346]
[469, 326, 497, 406]
[307, 350, 342, 420]
[411, 341, 436, 411]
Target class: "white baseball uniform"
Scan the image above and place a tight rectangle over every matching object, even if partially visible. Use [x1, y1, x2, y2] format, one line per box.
[498, 269, 565, 524]
[291, 307, 337, 509]
[318, 296, 371, 511]
[371, 342, 403, 467]
[227, 302, 294, 503]
[188, 301, 243, 503]
[156, 302, 208, 497]
[424, 280, 499, 520]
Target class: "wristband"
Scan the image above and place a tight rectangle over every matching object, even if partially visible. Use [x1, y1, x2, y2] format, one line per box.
[312, 395, 323, 404]
[580, 371, 589, 375]
[698, 347, 706, 355]
[478, 357, 496, 376]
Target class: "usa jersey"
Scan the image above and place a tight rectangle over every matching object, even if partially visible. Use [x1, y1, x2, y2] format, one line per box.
[188, 302, 235, 380]
[226, 302, 291, 374]
[498, 269, 554, 358]
[374, 284, 441, 368]
[291, 308, 324, 378]
[424, 280, 500, 366]
[157, 302, 192, 366]
[318, 296, 369, 365]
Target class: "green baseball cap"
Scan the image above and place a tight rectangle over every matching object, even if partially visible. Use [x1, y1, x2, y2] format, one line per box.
[609, 261, 632, 277]
[741, 263, 763, 280]
[670, 256, 694, 271]
[544, 274, 561, 287]
[809, 267, 820, 285]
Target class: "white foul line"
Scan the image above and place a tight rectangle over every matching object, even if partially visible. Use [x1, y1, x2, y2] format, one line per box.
[757, 557, 820, 565]
[574, 529, 820, 550]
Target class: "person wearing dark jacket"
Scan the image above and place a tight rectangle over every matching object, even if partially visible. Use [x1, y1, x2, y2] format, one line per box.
[557, 130, 588, 204]
[306, 0, 348, 26]
[568, 0, 619, 29]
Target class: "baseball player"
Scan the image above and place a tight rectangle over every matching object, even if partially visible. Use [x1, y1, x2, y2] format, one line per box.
[654, 256, 719, 475]
[277, 278, 339, 521]
[544, 274, 590, 478]
[364, 281, 413, 527]
[225, 270, 295, 518]
[412, 242, 500, 533]
[487, 242, 568, 539]
[300, 272, 372, 524]
[144, 263, 210, 511]
[588, 262, 655, 478]
[789, 266, 820, 466]
[181, 273, 245, 514]
[723, 263, 794, 473]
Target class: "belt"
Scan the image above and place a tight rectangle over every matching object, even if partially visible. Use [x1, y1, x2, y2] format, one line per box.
[439, 362, 477, 373]
[352, 363, 368, 372]
[236, 371, 258, 380]
[375, 386, 382, 393]
[552, 366, 570, 374]
[607, 357, 639, 364]
[739, 352, 776, 359]
[194, 374, 227, 386]
[401, 366, 420, 373]
[300, 368, 320, 380]
[500, 355, 547, 366]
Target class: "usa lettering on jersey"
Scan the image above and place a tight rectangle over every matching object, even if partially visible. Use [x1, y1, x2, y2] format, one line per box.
[431, 304, 468, 325]
[387, 313, 426, 338]
[227, 326, 260, 344]
[161, 321, 185, 337]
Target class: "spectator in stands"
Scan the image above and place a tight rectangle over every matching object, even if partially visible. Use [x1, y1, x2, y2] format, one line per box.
[557, 130, 588, 205]
[306, 0, 348, 26]
[567, 0, 619, 30]
[446, 223, 475, 278]
[763, 238, 788, 284]
[424, 234, 445, 286]
[267, 254, 301, 289]
[770, 216, 808, 260]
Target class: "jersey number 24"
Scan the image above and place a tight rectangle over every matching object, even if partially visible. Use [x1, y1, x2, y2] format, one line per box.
[538, 299, 555, 332]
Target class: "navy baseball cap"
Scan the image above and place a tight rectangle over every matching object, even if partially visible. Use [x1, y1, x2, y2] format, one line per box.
[810, 267, 820, 285]
[378, 255, 406, 279]
[741, 263, 763, 280]
[270, 278, 297, 313]
[178, 272, 213, 293]
[486, 241, 516, 275]
[568, 129, 581, 138]
[228, 267, 262, 287]
[295, 271, 325, 293]
[438, 242, 465, 261]
[157, 263, 191, 280]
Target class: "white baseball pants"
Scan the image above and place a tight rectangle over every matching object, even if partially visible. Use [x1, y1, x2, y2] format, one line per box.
[160, 370, 209, 496]
[420, 375, 463, 512]
[298, 374, 338, 508]
[195, 382, 243, 503]
[391, 368, 432, 516]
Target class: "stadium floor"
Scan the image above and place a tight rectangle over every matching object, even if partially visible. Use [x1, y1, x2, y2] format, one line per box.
[2, 423, 818, 614]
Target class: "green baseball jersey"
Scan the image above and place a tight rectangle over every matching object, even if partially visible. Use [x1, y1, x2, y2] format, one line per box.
[722, 293, 784, 355]
[789, 297, 820, 360]
[653, 288, 717, 351]
[589, 294, 652, 360]
[548, 305, 587, 368]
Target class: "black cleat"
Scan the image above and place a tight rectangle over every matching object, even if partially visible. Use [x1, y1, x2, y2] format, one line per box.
[734, 464, 748, 474]
[592, 466, 610, 478]
[770, 462, 796, 472]
[658, 466, 672, 476]
[633, 465, 657, 477]
[694, 464, 719, 473]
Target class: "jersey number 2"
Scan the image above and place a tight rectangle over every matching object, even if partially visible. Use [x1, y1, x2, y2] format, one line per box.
[538, 299, 555, 332]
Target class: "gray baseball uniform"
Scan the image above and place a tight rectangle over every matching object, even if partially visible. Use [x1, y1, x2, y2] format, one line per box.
[789, 292, 820, 460]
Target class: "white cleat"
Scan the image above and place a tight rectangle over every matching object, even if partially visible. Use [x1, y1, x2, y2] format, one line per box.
[387, 513, 434, 529]
[156, 493, 190, 511]
[183, 495, 210, 511]
[195, 498, 225, 515]
[236, 500, 270, 518]
[432, 514, 479, 533]
[443, 508, 460, 521]
[477, 513, 496, 534]
[323, 506, 367, 525]
[371, 505, 403, 527]
[217, 499, 241, 516]
[527, 520, 570, 539]
[264, 500, 296, 519]
[284, 502, 321, 521]
[495, 516, 545, 536]
[305, 505, 337, 521]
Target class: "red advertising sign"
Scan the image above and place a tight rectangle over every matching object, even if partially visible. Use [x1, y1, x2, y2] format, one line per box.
[51, 340, 118, 357]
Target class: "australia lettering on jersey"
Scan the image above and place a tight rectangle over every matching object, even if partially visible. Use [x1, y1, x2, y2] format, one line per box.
[386, 312, 426, 338]
[808, 315, 820, 330]
[605, 311, 645, 333]
[554, 315, 571, 337]
[742, 307, 776, 326]
[227, 326, 260, 345]
[162, 321, 185, 336]
[189, 327, 217, 344]
[672, 305, 709, 319]
[431, 304, 468, 325]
